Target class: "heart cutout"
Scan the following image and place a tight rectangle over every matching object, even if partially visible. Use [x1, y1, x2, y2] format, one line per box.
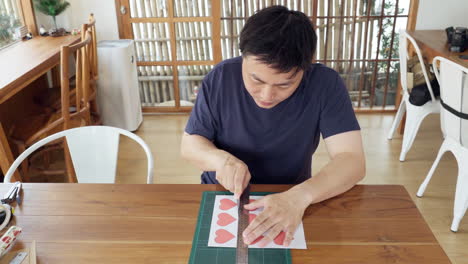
[250, 235, 264, 245]
[220, 198, 237, 210]
[274, 231, 286, 246]
[215, 229, 235, 244]
[217, 213, 236, 226]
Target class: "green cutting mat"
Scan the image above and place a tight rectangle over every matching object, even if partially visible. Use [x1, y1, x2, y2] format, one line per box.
[188, 191, 292, 264]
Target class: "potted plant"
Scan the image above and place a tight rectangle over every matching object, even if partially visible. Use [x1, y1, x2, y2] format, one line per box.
[34, 0, 70, 36]
[372, 1, 404, 107]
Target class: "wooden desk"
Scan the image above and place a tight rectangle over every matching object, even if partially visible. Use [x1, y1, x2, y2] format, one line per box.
[0, 35, 80, 104]
[397, 30, 468, 134]
[407, 30, 468, 68]
[2, 184, 450, 263]
[0, 35, 80, 180]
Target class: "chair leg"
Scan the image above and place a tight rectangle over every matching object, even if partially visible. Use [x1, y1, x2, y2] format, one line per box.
[90, 85, 101, 125]
[43, 148, 51, 169]
[417, 139, 450, 197]
[63, 139, 78, 183]
[399, 104, 432, 161]
[17, 143, 30, 182]
[451, 155, 468, 232]
[387, 100, 406, 140]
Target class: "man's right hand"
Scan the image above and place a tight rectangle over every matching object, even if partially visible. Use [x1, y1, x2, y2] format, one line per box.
[180, 133, 251, 198]
[215, 153, 251, 199]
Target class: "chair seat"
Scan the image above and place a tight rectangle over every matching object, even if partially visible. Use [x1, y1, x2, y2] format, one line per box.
[9, 109, 85, 147]
[34, 87, 67, 110]
[8, 109, 88, 181]
[9, 113, 51, 145]
[34, 78, 97, 110]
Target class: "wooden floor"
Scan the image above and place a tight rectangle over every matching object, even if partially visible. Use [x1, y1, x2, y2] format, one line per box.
[116, 113, 465, 263]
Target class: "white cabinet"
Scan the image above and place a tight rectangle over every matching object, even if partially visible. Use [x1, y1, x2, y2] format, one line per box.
[97, 40, 142, 131]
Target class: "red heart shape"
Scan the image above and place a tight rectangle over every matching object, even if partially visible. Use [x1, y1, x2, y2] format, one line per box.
[217, 213, 236, 226]
[274, 231, 286, 246]
[246, 214, 264, 245]
[215, 229, 235, 244]
[251, 235, 264, 245]
[219, 198, 237, 210]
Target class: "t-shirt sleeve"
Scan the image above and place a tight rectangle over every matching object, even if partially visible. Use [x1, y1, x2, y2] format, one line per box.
[319, 71, 360, 139]
[185, 73, 218, 141]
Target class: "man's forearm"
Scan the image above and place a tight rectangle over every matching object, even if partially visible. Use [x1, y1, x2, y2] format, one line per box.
[180, 133, 229, 171]
[291, 152, 366, 206]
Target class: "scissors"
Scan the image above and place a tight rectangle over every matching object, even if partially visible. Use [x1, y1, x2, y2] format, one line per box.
[0, 182, 20, 231]
[1, 181, 22, 205]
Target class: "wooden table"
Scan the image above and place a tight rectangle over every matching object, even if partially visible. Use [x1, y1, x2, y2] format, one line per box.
[0, 35, 80, 180]
[1, 184, 450, 263]
[407, 30, 468, 68]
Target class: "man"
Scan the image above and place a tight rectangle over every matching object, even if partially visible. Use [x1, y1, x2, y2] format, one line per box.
[181, 6, 365, 248]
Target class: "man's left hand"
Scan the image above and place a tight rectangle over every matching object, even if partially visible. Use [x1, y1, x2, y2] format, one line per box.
[242, 188, 309, 247]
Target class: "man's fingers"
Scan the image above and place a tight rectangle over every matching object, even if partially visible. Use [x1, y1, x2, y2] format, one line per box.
[257, 224, 283, 248]
[234, 166, 247, 199]
[226, 166, 236, 193]
[244, 196, 265, 211]
[242, 210, 267, 238]
[284, 229, 295, 247]
[215, 173, 224, 187]
[242, 213, 275, 244]
[216, 155, 250, 197]
[245, 220, 274, 245]
[242, 170, 251, 189]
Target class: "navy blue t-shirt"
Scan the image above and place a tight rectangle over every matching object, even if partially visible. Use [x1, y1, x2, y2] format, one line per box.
[185, 57, 360, 184]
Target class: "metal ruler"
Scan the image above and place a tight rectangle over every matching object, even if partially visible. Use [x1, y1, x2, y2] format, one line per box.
[236, 184, 250, 264]
[9, 252, 27, 264]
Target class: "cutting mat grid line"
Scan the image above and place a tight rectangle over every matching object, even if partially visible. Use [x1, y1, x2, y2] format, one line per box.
[188, 191, 292, 264]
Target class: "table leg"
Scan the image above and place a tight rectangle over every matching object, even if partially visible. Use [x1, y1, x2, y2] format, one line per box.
[51, 65, 61, 88]
[0, 122, 21, 182]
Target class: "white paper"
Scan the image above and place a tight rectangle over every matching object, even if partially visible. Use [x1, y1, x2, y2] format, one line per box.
[207, 195, 307, 249]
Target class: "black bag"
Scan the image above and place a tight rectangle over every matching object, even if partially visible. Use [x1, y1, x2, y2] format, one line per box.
[409, 79, 440, 106]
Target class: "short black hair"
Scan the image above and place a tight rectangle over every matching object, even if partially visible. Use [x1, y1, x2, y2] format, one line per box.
[239, 6, 317, 74]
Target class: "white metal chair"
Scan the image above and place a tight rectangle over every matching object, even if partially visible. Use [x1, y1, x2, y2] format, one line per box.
[3, 126, 154, 184]
[417, 56, 468, 232]
[387, 30, 440, 161]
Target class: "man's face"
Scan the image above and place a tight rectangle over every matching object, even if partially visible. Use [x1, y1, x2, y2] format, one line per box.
[242, 55, 304, 109]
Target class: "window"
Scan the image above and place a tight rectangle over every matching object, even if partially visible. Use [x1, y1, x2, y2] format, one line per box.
[0, 0, 23, 49]
[116, 0, 417, 112]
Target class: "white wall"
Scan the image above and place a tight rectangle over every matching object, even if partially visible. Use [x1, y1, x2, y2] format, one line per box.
[35, 0, 468, 41]
[35, 0, 119, 41]
[416, 0, 468, 29]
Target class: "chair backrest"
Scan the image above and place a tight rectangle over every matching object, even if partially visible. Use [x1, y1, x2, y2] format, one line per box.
[399, 30, 437, 102]
[24, 30, 94, 146]
[433, 56, 468, 147]
[4, 126, 154, 184]
[65, 29, 93, 128]
[83, 14, 98, 81]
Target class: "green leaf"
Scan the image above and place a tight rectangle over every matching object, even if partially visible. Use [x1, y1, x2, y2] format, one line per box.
[33, 0, 70, 17]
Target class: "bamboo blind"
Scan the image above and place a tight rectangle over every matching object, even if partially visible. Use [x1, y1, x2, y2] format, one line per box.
[120, 0, 413, 112]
